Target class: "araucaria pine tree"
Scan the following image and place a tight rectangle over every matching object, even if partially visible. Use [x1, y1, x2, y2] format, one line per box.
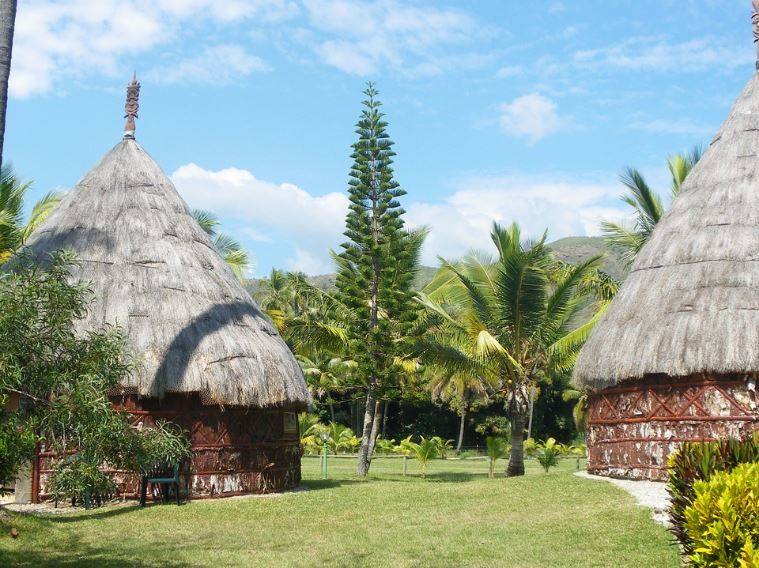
[336, 83, 421, 476]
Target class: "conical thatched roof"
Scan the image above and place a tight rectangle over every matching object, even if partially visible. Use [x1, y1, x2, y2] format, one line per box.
[24, 138, 310, 408]
[574, 73, 759, 390]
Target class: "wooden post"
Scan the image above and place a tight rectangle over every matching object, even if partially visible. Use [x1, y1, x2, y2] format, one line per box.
[403, 455, 408, 477]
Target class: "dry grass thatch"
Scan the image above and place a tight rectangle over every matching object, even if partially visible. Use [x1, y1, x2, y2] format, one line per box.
[23, 138, 310, 408]
[574, 73, 759, 389]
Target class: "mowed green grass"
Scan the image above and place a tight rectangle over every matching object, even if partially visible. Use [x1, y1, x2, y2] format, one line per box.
[0, 457, 679, 567]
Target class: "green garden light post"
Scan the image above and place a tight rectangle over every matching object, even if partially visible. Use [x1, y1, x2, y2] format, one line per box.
[321, 432, 329, 479]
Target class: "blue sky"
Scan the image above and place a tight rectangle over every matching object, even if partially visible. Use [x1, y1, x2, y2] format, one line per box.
[5, 0, 754, 275]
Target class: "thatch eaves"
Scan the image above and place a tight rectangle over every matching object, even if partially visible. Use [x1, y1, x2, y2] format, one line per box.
[24, 138, 310, 408]
[574, 73, 759, 389]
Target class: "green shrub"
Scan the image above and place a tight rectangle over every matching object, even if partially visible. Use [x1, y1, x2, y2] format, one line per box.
[535, 438, 560, 473]
[523, 438, 538, 457]
[430, 436, 454, 459]
[684, 462, 759, 568]
[373, 437, 396, 455]
[133, 421, 192, 474]
[393, 435, 414, 456]
[667, 433, 759, 555]
[49, 457, 117, 508]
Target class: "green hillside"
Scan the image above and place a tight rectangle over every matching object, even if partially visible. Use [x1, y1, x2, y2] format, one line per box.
[245, 236, 624, 296]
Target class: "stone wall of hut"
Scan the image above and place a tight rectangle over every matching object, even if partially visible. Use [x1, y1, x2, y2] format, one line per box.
[32, 394, 302, 502]
[586, 374, 758, 480]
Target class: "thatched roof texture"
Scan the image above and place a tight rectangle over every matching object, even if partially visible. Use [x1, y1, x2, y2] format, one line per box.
[574, 73, 759, 389]
[25, 138, 310, 408]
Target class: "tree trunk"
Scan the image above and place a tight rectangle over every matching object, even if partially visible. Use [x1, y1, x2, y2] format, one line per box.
[356, 389, 377, 476]
[506, 413, 526, 477]
[366, 400, 382, 459]
[456, 405, 466, 453]
[329, 401, 335, 423]
[0, 0, 17, 171]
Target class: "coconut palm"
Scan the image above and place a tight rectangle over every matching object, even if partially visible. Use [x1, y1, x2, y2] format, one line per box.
[0, 167, 61, 263]
[298, 353, 355, 421]
[192, 209, 251, 282]
[417, 222, 604, 476]
[485, 436, 508, 479]
[602, 148, 702, 268]
[406, 436, 438, 478]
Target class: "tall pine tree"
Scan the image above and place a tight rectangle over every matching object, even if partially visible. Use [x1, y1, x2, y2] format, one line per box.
[336, 83, 421, 476]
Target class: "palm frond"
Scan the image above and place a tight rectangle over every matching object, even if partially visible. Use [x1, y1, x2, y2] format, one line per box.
[191, 209, 220, 236]
[21, 192, 62, 242]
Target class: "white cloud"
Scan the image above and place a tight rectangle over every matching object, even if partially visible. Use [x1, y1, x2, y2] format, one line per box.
[405, 175, 623, 264]
[10, 0, 290, 97]
[170, 162, 348, 273]
[574, 37, 752, 73]
[301, 0, 477, 76]
[171, 162, 626, 274]
[11, 0, 482, 96]
[497, 93, 564, 144]
[145, 44, 268, 84]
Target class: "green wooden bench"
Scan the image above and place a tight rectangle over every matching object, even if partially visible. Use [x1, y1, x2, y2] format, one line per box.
[139, 463, 182, 506]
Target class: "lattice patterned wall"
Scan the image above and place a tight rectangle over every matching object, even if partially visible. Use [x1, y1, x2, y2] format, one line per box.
[587, 375, 758, 480]
[33, 394, 302, 502]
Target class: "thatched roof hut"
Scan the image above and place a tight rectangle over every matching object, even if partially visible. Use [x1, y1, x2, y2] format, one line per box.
[23, 77, 310, 501]
[574, 75, 759, 390]
[572, 9, 759, 480]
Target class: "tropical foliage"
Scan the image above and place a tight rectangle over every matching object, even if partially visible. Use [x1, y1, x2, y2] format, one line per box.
[683, 462, 759, 568]
[485, 436, 508, 479]
[405, 436, 438, 478]
[0, 252, 190, 505]
[535, 438, 560, 473]
[416, 222, 607, 476]
[0, 166, 60, 263]
[667, 433, 759, 555]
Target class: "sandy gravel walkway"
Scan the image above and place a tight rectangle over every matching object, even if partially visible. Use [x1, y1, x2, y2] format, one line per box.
[575, 471, 671, 526]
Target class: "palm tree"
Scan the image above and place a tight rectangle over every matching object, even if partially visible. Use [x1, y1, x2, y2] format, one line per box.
[417, 222, 604, 476]
[192, 209, 251, 282]
[0, 0, 17, 170]
[485, 436, 508, 479]
[0, 167, 61, 262]
[602, 148, 702, 268]
[298, 353, 355, 422]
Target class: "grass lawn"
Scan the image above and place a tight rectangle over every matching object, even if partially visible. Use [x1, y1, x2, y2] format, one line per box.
[0, 456, 679, 567]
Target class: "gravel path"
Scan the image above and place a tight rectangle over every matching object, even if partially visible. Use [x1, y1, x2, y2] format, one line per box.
[575, 471, 671, 526]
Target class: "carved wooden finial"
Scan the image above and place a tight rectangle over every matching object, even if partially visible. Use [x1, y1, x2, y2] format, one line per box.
[123, 72, 140, 139]
[753, 0, 759, 70]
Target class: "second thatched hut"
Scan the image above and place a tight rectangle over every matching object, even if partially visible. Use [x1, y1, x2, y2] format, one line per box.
[573, 45, 759, 479]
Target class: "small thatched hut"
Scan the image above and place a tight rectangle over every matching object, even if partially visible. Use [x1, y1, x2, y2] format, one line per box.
[22, 77, 310, 501]
[573, 13, 759, 480]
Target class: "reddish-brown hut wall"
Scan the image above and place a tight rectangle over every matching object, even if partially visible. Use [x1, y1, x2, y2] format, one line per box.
[33, 394, 302, 502]
[587, 374, 758, 480]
